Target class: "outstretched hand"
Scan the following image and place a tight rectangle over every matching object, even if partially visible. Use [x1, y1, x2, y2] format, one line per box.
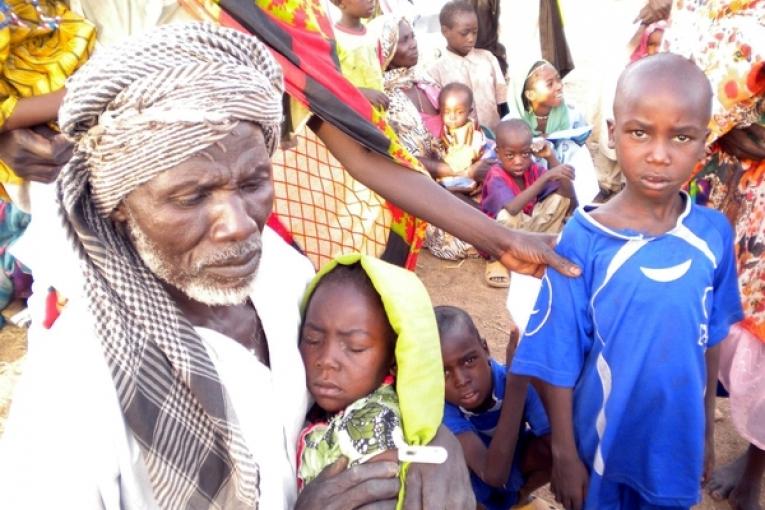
[498, 230, 580, 278]
[634, 0, 672, 24]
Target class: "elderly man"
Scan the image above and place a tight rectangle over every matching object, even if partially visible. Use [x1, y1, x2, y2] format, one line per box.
[0, 23, 478, 509]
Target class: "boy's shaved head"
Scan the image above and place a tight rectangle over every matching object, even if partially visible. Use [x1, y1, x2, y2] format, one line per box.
[495, 119, 533, 146]
[614, 53, 712, 123]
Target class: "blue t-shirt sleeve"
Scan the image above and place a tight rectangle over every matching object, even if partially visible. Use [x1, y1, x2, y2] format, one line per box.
[708, 220, 744, 346]
[442, 403, 476, 436]
[511, 223, 593, 387]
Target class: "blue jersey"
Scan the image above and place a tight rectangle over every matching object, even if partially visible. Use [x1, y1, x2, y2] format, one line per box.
[444, 359, 549, 509]
[511, 197, 743, 508]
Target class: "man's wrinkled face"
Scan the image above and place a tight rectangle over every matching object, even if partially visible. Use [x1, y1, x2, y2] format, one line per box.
[115, 122, 274, 306]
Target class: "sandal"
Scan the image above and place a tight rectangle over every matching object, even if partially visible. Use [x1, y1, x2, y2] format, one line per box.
[485, 260, 510, 288]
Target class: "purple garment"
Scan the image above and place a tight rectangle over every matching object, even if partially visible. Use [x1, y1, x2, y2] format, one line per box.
[480, 163, 556, 219]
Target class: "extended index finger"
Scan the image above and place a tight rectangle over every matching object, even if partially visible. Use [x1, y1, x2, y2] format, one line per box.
[538, 235, 581, 277]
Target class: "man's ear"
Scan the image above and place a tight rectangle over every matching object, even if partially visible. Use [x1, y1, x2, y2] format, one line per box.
[112, 201, 129, 223]
[607, 119, 616, 150]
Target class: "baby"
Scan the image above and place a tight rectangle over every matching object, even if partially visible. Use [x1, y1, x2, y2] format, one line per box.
[436, 82, 494, 188]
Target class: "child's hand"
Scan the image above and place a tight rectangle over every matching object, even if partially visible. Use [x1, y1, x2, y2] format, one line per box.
[551, 451, 589, 510]
[360, 88, 390, 110]
[545, 164, 575, 183]
[531, 139, 554, 160]
[702, 435, 715, 486]
[466, 158, 492, 182]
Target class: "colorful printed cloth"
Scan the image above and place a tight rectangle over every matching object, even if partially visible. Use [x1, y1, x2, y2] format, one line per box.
[0, 0, 95, 192]
[666, 0, 765, 341]
[297, 381, 404, 488]
[663, 0, 764, 144]
[0, 198, 30, 315]
[182, 0, 428, 270]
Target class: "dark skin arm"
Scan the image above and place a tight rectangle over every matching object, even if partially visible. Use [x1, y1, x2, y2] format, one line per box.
[703, 344, 721, 485]
[0, 89, 65, 133]
[418, 156, 456, 179]
[503, 165, 575, 216]
[458, 373, 531, 488]
[314, 120, 581, 278]
[537, 383, 589, 510]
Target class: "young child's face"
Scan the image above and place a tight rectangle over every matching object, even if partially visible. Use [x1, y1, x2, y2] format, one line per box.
[300, 281, 394, 413]
[496, 128, 534, 177]
[608, 80, 708, 202]
[441, 90, 472, 130]
[440, 324, 493, 411]
[334, 0, 375, 20]
[526, 64, 563, 110]
[441, 11, 478, 57]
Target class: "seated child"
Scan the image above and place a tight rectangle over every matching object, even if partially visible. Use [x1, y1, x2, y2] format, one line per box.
[512, 60, 600, 203]
[435, 82, 496, 189]
[436, 305, 551, 510]
[428, 0, 508, 131]
[297, 254, 444, 491]
[480, 119, 573, 287]
[510, 54, 745, 510]
[331, 0, 389, 110]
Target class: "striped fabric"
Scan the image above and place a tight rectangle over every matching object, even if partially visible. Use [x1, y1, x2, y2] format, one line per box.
[56, 23, 284, 509]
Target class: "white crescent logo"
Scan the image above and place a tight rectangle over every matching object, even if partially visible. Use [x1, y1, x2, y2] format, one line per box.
[639, 259, 692, 282]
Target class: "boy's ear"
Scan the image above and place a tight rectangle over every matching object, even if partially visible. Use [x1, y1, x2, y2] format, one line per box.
[479, 336, 490, 354]
[607, 119, 616, 150]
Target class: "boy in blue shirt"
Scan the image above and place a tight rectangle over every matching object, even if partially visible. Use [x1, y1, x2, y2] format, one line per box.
[436, 305, 552, 510]
[510, 53, 744, 510]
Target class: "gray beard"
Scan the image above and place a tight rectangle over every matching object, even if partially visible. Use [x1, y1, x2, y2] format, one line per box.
[125, 211, 262, 306]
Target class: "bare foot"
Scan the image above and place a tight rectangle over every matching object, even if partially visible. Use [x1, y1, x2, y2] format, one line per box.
[729, 445, 765, 510]
[707, 453, 746, 500]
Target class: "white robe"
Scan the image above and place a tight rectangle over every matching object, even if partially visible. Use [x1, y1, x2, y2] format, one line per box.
[0, 227, 314, 509]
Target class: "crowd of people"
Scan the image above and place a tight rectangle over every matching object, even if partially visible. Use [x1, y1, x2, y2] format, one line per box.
[0, 0, 761, 510]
